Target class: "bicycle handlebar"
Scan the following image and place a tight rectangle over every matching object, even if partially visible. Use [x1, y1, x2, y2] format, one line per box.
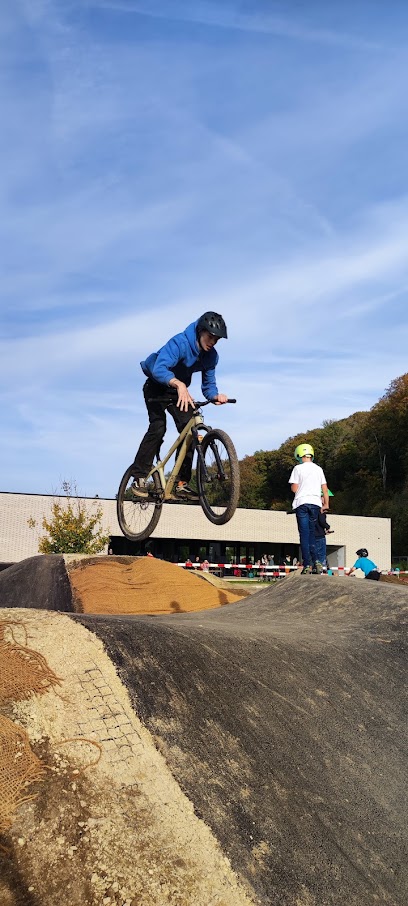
[146, 397, 237, 406]
[194, 399, 236, 407]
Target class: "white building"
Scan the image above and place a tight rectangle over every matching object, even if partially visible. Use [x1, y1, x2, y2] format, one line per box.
[0, 492, 391, 574]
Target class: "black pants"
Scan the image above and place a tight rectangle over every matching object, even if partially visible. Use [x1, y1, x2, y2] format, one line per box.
[366, 570, 381, 581]
[133, 379, 194, 482]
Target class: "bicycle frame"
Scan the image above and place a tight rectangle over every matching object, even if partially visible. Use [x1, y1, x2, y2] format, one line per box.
[145, 408, 211, 500]
[117, 398, 238, 540]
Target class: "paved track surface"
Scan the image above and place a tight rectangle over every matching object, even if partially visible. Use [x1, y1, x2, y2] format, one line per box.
[1, 555, 407, 904]
[76, 573, 408, 906]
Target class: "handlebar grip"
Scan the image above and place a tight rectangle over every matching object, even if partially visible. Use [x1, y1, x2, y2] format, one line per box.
[227, 398, 236, 403]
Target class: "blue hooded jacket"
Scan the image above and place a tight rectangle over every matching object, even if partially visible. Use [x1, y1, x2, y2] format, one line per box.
[140, 319, 219, 400]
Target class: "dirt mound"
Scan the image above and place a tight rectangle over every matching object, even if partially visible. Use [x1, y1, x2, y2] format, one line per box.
[0, 609, 254, 906]
[67, 556, 247, 615]
[1, 577, 406, 904]
[0, 555, 247, 616]
[380, 572, 408, 586]
[0, 555, 73, 611]
[79, 576, 408, 906]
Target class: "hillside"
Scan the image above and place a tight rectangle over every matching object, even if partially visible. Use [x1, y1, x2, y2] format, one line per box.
[236, 373, 408, 557]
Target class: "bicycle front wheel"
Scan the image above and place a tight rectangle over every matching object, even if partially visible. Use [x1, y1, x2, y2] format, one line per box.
[197, 429, 240, 525]
[117, 466, 162, 541]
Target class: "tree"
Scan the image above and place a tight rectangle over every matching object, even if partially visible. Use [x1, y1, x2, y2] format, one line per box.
[237, 454, 268, 509]
[28, 481, 110, 554]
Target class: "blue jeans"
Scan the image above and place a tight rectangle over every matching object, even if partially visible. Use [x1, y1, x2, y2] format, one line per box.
[314, 536, 327, 567]
[295, 504, 320, 568]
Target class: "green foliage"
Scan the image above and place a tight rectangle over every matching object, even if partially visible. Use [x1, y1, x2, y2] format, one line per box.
[236, 373, 408, 555]
[238, 454, 269, 509]
[29, 481, 110, 554]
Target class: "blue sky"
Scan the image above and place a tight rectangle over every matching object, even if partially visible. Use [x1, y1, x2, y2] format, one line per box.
[2, 0, 408, 498]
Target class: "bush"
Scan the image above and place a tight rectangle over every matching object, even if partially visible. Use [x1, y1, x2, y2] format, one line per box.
[28, 481, 110, 555]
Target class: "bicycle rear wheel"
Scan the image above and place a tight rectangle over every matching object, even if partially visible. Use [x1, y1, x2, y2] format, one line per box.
[117, 466, 162, 541]
[197, 429, 240, 525]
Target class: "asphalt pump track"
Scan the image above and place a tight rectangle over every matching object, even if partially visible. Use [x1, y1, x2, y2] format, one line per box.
[0, 558, 406, 905]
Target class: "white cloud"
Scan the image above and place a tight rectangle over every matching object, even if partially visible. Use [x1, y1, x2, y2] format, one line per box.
[2, 193, 408, 380]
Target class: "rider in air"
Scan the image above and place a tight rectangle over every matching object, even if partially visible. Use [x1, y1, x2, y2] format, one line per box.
[131, 312, 229, 499]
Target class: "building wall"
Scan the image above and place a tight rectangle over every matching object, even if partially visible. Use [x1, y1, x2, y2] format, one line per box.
[0, 492, 391, 572]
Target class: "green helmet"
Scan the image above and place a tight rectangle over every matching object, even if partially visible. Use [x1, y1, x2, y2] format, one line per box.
[294, 443, 314, 462]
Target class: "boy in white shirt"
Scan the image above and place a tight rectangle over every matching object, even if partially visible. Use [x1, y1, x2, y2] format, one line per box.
[289, 443, 329, 575]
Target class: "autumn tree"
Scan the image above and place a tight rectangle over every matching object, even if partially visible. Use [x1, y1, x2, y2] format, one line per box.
[238, 453, 269, 509]
[234, 372, 408, 555]
[28, 481, 110, 554]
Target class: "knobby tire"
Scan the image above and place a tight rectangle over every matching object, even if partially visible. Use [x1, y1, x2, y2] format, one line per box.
[197, 429, 240, 525]
[117, 465, 162, 541]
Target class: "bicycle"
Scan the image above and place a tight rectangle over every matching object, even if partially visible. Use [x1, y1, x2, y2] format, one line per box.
[117, 399, 240, 541]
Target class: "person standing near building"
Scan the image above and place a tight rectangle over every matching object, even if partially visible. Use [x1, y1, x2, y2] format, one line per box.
[289, 443, 329, 575]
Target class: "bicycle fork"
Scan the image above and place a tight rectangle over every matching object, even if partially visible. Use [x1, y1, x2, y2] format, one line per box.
[193, 426, 227, 482]
[191, 428, 205, 476]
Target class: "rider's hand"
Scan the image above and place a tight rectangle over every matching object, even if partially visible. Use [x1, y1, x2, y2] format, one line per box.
[169, 379, 195, 412]
[213, 393, 228, 405]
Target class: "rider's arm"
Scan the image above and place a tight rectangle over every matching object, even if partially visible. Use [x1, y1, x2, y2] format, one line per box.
[347, 559, 359, 576]
[148, 336, 193, 411]
[201, 353, 219, 401]
[147, 336, 186, 385]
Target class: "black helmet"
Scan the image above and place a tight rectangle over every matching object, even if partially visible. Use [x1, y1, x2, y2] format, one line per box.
[196, 311, 228, 339]
[356, 548, 368, 557]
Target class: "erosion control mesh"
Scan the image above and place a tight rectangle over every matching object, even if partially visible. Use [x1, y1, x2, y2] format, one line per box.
[0, 621, 61, 704]
[0, 714, 46, 834]
[0, 619, 60, 834]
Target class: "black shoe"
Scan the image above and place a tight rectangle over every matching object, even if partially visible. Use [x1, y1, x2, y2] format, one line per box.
[130, 478, 149, 498]
[175, 482, 199, 500]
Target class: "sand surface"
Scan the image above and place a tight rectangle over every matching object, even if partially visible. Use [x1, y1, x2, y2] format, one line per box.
[67, 556, 247, 615]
